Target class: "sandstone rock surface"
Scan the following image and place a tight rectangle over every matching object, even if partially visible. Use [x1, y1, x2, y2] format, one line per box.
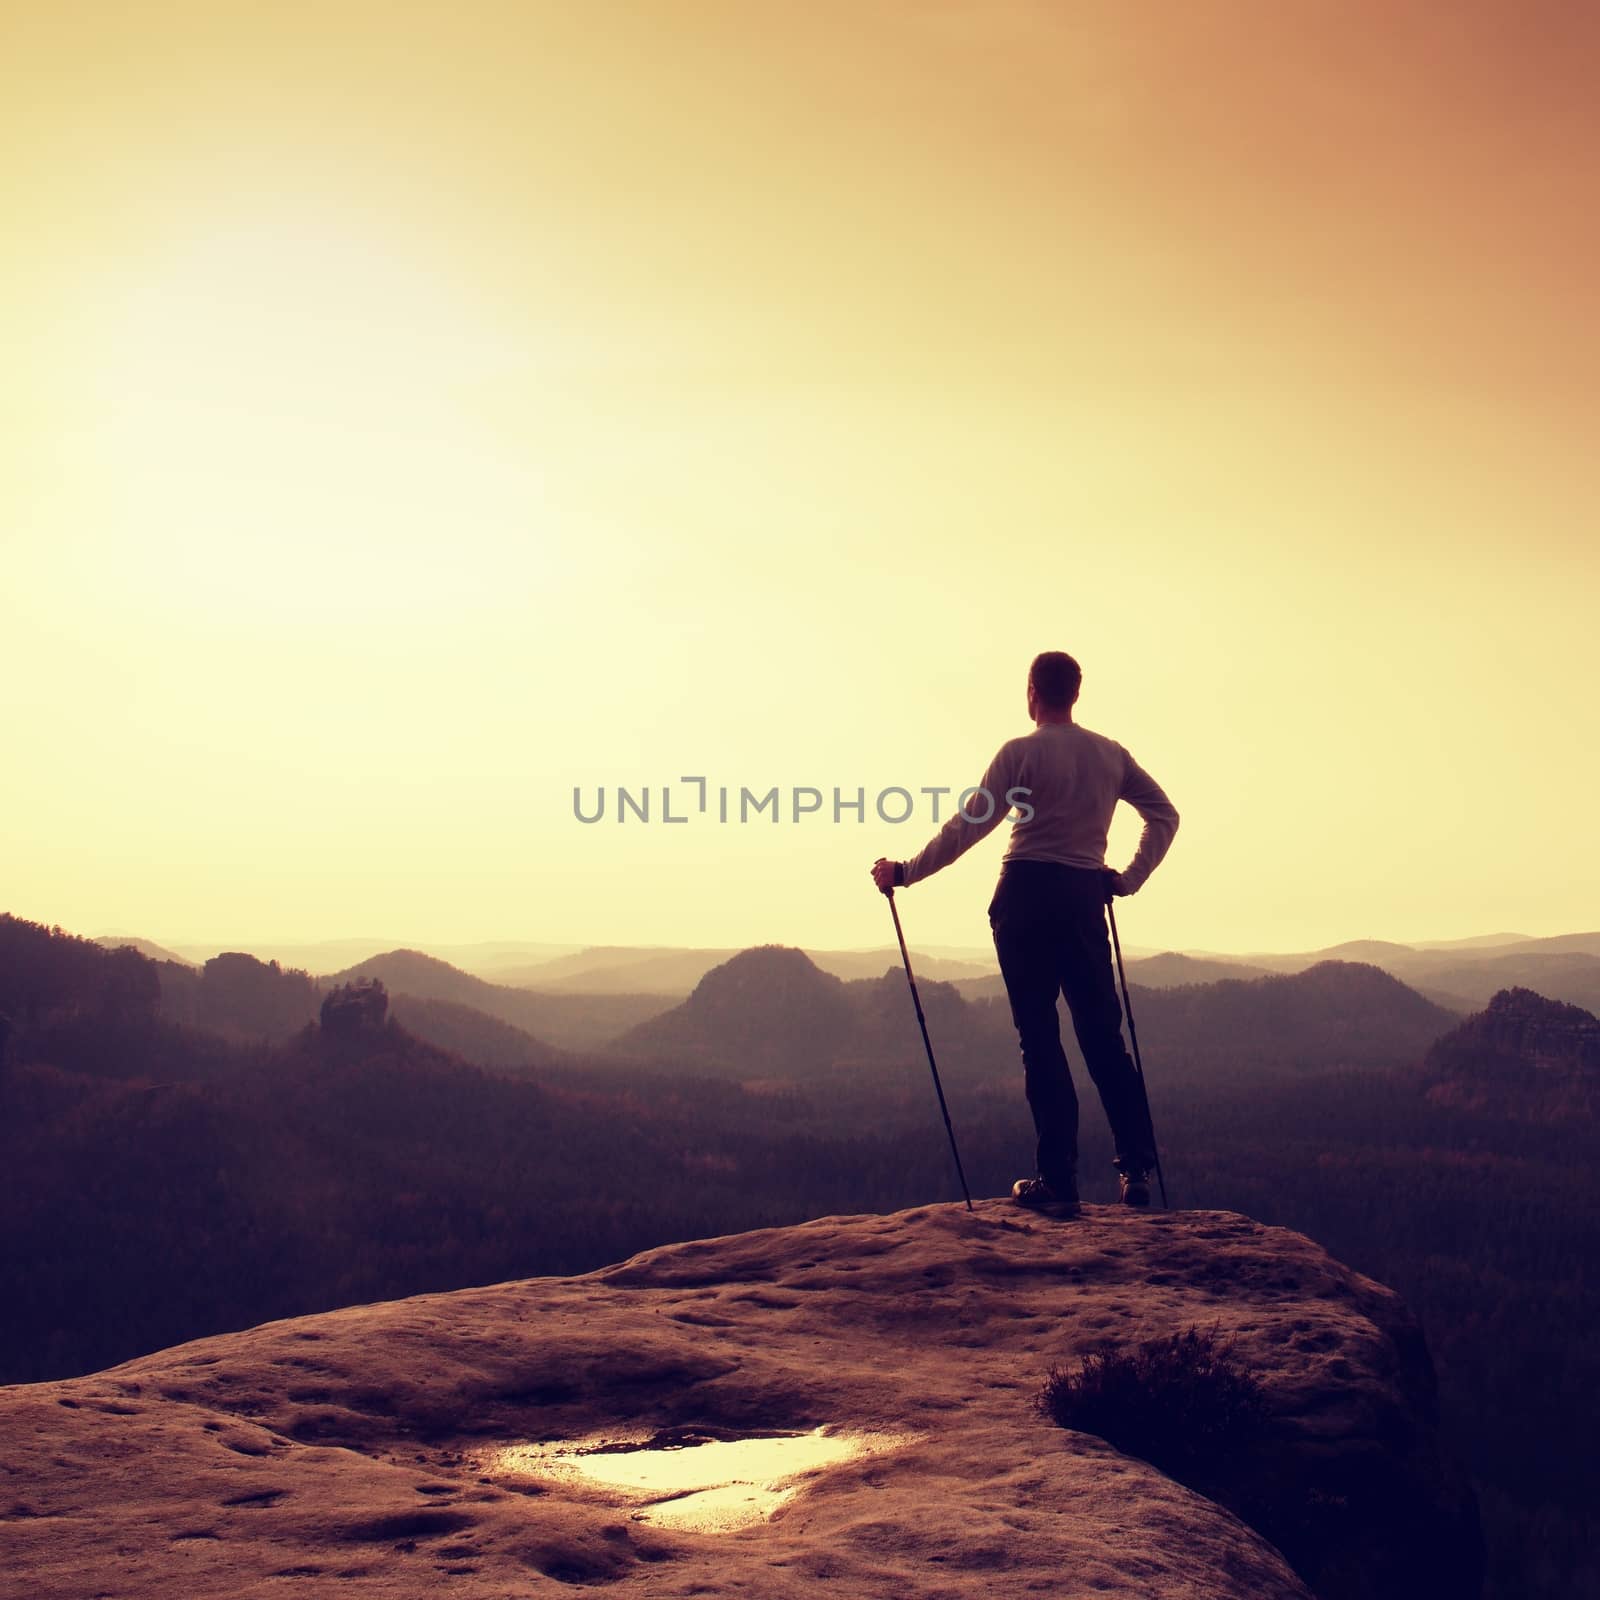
[1, 1204, 1479, 1599]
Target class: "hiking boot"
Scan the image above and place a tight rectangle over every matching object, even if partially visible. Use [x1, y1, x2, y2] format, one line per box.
[1011, 1176, 1079, 1212]
[1118, 1169, 1152, 1208]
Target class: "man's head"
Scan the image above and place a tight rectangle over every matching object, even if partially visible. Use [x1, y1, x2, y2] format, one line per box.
[1027, 651, 1081, 723]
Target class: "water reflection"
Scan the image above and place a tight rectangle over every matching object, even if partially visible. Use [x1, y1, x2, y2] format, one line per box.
[483, 1425, 908, 1533]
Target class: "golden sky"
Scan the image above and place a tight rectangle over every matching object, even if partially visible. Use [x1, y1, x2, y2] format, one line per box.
[4, 1, 1596, 957]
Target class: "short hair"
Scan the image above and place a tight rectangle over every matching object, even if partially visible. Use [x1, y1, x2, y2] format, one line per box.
[1028, 651, 1082, 710]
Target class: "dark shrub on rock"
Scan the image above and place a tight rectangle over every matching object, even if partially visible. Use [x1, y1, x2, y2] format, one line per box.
[1038, 1324, 1269, 1481]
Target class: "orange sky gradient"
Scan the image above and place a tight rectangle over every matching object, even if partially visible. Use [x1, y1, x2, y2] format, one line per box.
[4, 2, 1596, 958]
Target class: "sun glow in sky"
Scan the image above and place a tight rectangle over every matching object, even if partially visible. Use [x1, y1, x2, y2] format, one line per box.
[4, 1, 1597, 957]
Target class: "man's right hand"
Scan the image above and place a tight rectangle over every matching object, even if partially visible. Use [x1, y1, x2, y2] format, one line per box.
[1101, 867, 1130, 901]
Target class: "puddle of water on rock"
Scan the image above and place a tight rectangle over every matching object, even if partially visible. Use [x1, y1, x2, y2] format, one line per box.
[481, 1426, 909, 1533]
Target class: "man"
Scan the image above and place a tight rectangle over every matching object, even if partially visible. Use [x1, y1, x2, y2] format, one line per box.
[870, 651, 1178, 1212]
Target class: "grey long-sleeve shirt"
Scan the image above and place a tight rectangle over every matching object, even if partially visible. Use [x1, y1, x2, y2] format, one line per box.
[900, 720, 1179, 892]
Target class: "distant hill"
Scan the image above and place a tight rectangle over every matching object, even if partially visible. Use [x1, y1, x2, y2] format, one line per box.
[496, 946, 744, 993]
[615, 947, 1457, 1087]
[1123, 951, 1272, 987]
[614, 945, 861, 1075]
[168, 936, 414, 971]
[415, 940, 587, 977]
[137, 941, 660, 1055]
[1313, 938, 1425, 965]
[806, 949, 998, 984]
[385, 994, 559, 1072]
[502, 943, 993, 995]
[94, 935, 195, 967]
[763, 937, 1600, 1021]
[148, 944, 662, 1058]
[1504, 932, 1600, 958]
[952, 951, 1273, 1000]
[484, 990, 677, 1051]
[957, 951, 1458, 1027]
[152, 947, 599, 1065]
[158, 937, 586, 980]
[952, 972, 1008, 1002]
[612, 944, 1020, 1085]
[321, 948, 671, 1053]
[1422, 988, 1600, 1121]
[327, 947, 536, 1009]
[1129, 961, 1458, 1078]
[1201, 934, 1600, 1017]
[1243, 939, 1422, 973]
[835, 968, 1001, 1081]
[1410, 932, 1531, 952]
[1407, 951, 1600, 1015]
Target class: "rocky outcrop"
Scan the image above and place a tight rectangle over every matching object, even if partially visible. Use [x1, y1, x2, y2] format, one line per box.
[1423, 986, 1600, 1119]
[320, 976, 390, 1038]
[0, 1204, 1480, 1600]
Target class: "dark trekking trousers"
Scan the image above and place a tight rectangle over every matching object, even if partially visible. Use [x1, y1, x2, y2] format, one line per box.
[988, 859, 1157, 1192]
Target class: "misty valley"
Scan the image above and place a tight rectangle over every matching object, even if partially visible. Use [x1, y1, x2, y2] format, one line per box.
[3, 913, 1597, 1600]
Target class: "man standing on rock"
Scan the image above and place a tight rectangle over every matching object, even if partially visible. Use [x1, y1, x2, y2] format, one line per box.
[871, 651, 1179, 1211]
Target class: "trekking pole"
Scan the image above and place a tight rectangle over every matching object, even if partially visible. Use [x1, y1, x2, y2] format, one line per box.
[1105, 896, 1170, 1209]
[883, 888, 974, 1211]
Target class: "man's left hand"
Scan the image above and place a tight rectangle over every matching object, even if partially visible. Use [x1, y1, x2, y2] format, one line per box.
[871, 858, 900, 894]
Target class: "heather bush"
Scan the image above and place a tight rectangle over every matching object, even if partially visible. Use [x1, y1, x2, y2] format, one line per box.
[1037, 1325, 1269, 1481]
